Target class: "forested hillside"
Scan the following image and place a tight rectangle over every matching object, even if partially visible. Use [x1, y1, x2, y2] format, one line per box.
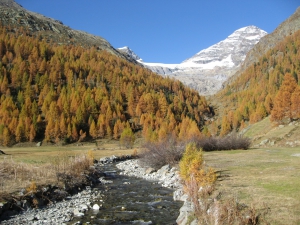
[214, 29, 300, 135]
[0, 25, 211, 146]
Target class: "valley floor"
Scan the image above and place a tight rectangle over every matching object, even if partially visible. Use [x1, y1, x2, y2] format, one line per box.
[204, 147, 300, 225]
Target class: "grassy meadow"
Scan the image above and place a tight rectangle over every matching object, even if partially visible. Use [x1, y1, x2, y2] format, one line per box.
[0, 140, 136, 197]
[204, 147, 300, 224]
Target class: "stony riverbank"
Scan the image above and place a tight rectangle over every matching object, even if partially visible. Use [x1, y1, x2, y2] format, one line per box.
[0, 156, 194, 225]
[1, 187, 104, 225]
[0, 155, 132, 224]
[116, 159, 196, 225]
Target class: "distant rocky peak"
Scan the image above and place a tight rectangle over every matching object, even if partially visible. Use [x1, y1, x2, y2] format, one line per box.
[182, 26, 267, 65]
[118, 46, 142, 62]
[228, 25, 267, 38]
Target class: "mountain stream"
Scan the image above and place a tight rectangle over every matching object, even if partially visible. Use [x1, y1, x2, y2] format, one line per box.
[71, 163, 182, 225]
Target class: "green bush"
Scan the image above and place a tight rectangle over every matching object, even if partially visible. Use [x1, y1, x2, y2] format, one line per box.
[120, 127, 135, 149]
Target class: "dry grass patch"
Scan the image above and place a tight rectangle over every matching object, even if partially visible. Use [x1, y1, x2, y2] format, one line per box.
[204, 147, 300, 224]
[0, 141, 134, 198]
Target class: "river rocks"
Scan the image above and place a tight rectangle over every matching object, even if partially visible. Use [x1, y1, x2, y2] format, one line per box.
[176, 200, 195, 225]
[116, 159, 195, 225]
[73, 208, 84, 217]
[1, 187, 104, 224]
[1, 157, 183, 224]
[145, 167, 156, 174]
[92, 204, 100, 210]
[99, 177, 113, 184]
[99, 155, 133, 164]
[100, 155, 118, 164]
[116, 159, 182, 189]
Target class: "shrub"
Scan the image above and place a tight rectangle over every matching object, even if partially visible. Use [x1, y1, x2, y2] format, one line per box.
[132, 148, 138, 158]
[179, 143, 216, 188]
[120, 127, 135, 149]
[196, 134, 251, 151]
[139, 134, 185, 169]
[179, 143, 216, 220]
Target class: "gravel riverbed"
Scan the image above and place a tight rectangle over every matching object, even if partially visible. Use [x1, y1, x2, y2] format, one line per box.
[1, 157, 190, 225]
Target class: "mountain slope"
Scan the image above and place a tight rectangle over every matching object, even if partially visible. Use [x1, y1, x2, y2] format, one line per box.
[0, 0, 136, 63]
[129, 26, 267, 95]
[0, 23, 211, 146]
[225, 6, 300, 87]
[209, 13, 300, 136]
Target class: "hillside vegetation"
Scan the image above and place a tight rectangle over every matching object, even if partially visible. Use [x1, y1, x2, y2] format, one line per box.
[212, 29, 300, 136]
[0, 24, 211, 146]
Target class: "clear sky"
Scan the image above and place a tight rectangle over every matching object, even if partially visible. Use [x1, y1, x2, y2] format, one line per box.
[15, 0, 299, 64]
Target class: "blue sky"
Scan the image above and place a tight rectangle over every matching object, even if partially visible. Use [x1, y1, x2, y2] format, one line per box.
[16, 0, 299, 63]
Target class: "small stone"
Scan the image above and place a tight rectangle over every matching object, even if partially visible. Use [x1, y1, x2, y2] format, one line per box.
[145, 168, 156, 174]
[92, 204, 100, 210]
[80, 204, 88, 211]
[27, 215, 35, 221]
[73, 208, 84, 217]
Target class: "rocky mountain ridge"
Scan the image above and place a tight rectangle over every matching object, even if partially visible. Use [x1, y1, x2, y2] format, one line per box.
[117, 46, 143, 62]
[0, 0, 136, 63]
[119, 26, 267, 95]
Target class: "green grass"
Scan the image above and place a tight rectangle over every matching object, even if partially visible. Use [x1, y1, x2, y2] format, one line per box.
[243, 116, 300, 148]
[243, 117, 273, 138]
[204, 147, 300, 224]
[0, 140, 137, 165]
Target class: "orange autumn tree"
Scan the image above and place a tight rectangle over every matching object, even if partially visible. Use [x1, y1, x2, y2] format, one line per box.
[271, 73, 297, 124]
[291, 86, 300, 119]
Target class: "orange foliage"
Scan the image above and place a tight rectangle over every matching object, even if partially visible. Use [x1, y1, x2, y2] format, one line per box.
[0, 24, 211, 145]
[215, 29, 300, 130]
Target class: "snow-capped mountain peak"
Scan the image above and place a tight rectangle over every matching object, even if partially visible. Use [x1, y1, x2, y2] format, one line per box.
[119, 26, 267, 95]
[182, 25, 267, 67]
[118, 46, 142, 62]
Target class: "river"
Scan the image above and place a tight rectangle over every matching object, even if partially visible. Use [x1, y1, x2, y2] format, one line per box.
[70, 163, 182, 225]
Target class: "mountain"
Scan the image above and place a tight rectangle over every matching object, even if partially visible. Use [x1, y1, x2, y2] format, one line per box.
[225, 7, 300, 87]
[0, 0, 136, 63]
[125, 26, 267, 95]
[118, 46, 143, 62]
[209, 7, 300, 136]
